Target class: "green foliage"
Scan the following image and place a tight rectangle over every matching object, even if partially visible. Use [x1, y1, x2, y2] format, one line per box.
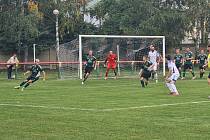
[0, 0, 97, 53]
[90, 0, 210, 48]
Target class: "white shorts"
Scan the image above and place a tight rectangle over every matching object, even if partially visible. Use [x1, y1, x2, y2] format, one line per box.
[168, 73, 180, 81]
[151, 62, 158, 71]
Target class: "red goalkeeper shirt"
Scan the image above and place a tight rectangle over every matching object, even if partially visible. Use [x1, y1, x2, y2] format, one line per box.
[106, 54, 117, 64]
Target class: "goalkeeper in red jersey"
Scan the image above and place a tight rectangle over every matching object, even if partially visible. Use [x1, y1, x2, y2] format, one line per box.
[104, 51, 117, 80]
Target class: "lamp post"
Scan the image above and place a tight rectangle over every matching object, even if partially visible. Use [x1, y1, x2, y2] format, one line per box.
[53, 9, 61, 79]
[33, 44, 36, 63]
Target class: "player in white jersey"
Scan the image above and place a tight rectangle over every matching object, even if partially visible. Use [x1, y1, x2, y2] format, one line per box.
[148, 45, 160, 83]
[165, 55, 180, 96]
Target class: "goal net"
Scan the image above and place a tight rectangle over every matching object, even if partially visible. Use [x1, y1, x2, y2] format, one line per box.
[78, 35, 166, 80]
[59, 39, 80, 79]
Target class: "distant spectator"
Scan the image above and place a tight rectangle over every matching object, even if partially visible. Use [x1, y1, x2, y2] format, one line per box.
[7, 53, 19, 79]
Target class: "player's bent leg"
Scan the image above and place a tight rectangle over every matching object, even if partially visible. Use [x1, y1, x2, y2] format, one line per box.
[32, 77, 39, 83]
[105, 68, 110, 80]
[170, 73, 180, 95]
[190, 65, 196, 79]
[145, 78, 149, 86]
[21, 80, 32, 91]
[140, 77, 145, 88]
[182, 65, 187, 80]
[83, 72, 90, 82]
[165, 81, 173, 94]
[154, 71, 158, 83]
[166, 74, 180, 95]
[200, 68, 205, 78]
[14, 80, 28, 89]
[113, 67, 117, 79]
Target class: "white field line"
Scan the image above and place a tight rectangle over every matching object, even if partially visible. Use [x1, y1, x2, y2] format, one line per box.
[0, 100, 210, 112]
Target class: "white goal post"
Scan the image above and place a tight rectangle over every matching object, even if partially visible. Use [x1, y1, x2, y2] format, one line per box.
[79, 35, 166, 80]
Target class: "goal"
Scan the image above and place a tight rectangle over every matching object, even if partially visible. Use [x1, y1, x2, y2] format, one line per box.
[78, 35, 166, 80]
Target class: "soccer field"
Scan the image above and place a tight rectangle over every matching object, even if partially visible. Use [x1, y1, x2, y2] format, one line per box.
[0, 78, 210, 140]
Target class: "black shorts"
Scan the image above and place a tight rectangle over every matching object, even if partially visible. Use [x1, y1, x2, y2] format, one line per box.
[85, 67, 94, 74]
[199, 64, 205, 70]
[184, 63, 193, 70]
[175, 64, 182, 69]
[27, 76, 39, 83]
[141, 71, 151, 80]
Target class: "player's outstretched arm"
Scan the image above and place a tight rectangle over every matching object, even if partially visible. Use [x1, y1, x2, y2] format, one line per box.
[24, 71, 30, 75]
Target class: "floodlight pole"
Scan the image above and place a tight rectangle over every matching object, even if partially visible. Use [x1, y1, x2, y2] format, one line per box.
[33, 44, 36, 63]
[53, 9, 61, 79]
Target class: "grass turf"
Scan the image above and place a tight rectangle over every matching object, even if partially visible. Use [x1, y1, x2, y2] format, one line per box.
[0, 77, 210, 140]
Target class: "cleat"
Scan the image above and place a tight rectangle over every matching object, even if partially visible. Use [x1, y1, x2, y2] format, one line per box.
[14, 86, 20, 89]
[114, 76, 117, 80]
[181, 77, 185, 80]
[104, 77, 108, 80]
[192, 76, 196, 80]
[169, 92, 180, 96]
[172, 92, 180, 96]
[82, 82, 84, 85]
[168, 92, 173, 95]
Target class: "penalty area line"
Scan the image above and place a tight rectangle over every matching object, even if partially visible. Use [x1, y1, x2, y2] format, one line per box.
[0, 100, 210, 112]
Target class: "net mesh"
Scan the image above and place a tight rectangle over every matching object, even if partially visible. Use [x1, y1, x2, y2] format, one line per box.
[59, 39, 79, 79]
[80, 37, 164, 79]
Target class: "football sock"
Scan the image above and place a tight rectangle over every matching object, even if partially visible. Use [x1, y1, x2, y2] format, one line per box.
[140, 80, 145, 87]
[200, 72, 204, 78]
[183, 70, 186, 77]
[155, 73, 158, 80]
[114, 70, 117, 76]
[179, 70, 182, 77]
[145, 81, 148, 86]
[24, 83, 30, 88]
[192, 71, 195, 77]
[166, 83, 173, 92]
[170, 83, 178, 93]
[83, 73, 90, 82]
[151, 73, 154, 79]
[20, 81, 27, 87]
[105, 71, 108, 77]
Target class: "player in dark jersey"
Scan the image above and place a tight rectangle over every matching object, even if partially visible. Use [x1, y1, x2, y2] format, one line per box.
[182, 47, 196, 80]
[139, 56, 154, 87]
[197, 49, 207, 78]
[174, 48, 183, 78]
[82, 50, 96, 84]
[14, 59, 46, 91]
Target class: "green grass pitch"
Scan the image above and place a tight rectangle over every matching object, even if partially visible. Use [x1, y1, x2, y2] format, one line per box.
[0, 77, 210, 140]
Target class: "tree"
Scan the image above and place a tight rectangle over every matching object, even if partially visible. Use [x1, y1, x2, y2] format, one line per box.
[90, 0, 210, 49]
[0, 0, 96, 54]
